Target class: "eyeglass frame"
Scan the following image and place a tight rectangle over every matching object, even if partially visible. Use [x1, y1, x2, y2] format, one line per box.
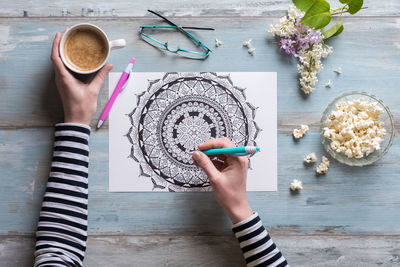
[139, 10, 214, 59]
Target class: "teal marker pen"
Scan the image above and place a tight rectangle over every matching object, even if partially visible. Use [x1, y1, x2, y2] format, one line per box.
[199, 146, 260, 156]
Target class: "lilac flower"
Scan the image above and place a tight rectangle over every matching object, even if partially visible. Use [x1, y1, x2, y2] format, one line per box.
[269, 5, 333, 94]
[279, 19, 323, 56]
[295, 21, 308, 33]
[296, 27, 323, 51]
[296, 35, 310, 51]
[279, 38, 297, 56]
[305, 29, 323, 45]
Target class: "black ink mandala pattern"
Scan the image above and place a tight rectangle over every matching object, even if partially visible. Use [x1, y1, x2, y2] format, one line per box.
[127, 72, 260, 192]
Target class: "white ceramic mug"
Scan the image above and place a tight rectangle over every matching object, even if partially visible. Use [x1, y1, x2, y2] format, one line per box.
[59, 23, 126, 74]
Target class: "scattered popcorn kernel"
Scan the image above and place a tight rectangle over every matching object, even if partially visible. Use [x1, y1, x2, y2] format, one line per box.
[215, 38, 222, 47]
[333, 67, 342, 74]
[316, 156, 330, 174]
[290, 179, 303, 191]
[301, 124, 309, 132]
[248, 47, 256, 56]
[304, 152, 317, 164]
[325, 80, 333, 88]
[293, 129, 302, 139]
[293, 124, 309, 139]
[243, 39, 252, 48]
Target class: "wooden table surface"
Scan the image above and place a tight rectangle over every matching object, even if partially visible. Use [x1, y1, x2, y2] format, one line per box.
[0, 1, 399, 266]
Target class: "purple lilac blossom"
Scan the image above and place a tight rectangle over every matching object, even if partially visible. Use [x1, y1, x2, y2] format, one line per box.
[279, 38, 297, 56]
[295, 20, 308, 33]
[280, 19, 323, 56]
[296, 29, 322, 51]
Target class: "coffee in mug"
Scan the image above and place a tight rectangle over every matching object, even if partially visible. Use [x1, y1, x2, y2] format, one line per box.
[64, 28, 108, 71]
[60, 23, 126, 74]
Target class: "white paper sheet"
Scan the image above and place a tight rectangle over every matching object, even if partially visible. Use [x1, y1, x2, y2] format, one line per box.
[109, 72, 277, 192]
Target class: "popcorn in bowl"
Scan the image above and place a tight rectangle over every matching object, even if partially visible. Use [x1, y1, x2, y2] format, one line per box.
[323, 98, 386, 159]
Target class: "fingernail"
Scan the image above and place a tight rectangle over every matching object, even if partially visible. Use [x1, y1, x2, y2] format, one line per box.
[192, 151, 201, 163]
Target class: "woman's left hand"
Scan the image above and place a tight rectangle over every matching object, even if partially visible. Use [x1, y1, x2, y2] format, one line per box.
[51, 32, 113, 125]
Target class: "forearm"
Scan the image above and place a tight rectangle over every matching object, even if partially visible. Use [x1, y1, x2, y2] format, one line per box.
[233, 212, 288, 267]
[34, 123, 90, 267]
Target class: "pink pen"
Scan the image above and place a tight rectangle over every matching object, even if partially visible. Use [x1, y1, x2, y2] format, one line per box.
[97, 58, 135, 129]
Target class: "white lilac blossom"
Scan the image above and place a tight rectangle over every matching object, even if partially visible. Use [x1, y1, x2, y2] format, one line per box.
[269, 5, 333, 94]
[290, 179, 303, 191]
[323, 98, 386, 158]
[243, 39, 252, 48]
[215, 38, 222, 47]
[325, 80, 333, 88]
[333, 67, 342, 74]
[248, 47, 256, 56]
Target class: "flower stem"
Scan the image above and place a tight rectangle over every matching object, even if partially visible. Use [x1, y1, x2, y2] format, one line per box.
[330, 7, 343, 12]
[331, 6, 368, 16]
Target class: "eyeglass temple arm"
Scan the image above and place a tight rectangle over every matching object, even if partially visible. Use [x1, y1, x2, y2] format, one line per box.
[181, 26, 215, 31]
[147, 10, 215, 31]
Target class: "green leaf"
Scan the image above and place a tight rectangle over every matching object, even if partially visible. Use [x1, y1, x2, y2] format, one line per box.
[339, 0, 363, 14]
[293, 0, 316, 12]
[298, 0, 331, 29]
[322, 21, 344, 39]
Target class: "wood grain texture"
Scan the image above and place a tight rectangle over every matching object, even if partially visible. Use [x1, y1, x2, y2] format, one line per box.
[1, 235, 399, 266]
[0, 128, 399, 235]
[0, 0, 398, 17]
[0, 18, 399, 130]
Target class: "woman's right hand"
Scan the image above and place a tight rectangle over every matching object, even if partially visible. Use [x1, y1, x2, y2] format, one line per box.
[192, 138, 253, 223]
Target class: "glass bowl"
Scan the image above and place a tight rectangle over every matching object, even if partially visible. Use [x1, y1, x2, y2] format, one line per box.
[320, 92, 394, 166]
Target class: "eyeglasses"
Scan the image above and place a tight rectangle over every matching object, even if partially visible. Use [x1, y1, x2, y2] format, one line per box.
[139, 10, 214, 60]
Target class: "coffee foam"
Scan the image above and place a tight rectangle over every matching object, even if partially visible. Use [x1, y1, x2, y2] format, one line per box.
[64, 27, 108, 71]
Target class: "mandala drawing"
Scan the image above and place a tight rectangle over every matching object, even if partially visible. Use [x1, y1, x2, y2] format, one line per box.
[126, 72, 261, 192]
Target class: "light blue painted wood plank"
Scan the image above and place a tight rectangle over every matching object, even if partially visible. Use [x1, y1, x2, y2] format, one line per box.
[0, 18, 399, 129]
[2, 235, 400, 267]
[0, 0, 398, 17]
[0, 128, 399, 235]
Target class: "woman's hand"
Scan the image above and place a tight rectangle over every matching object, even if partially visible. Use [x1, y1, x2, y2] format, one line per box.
[51, 32, 113, 125]
[192, 138, 253, 223]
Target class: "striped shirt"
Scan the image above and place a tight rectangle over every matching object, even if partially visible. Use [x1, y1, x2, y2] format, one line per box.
[35, 123, 288, 267]
[233, 213, 288, 266]
[35, 123, 90, 267]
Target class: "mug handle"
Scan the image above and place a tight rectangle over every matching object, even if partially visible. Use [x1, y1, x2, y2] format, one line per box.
[109, 39, 126, 50]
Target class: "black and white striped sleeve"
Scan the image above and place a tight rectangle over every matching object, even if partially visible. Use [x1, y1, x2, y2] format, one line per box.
[233, 212, 289, 267]
[34, 123, 91, 267]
